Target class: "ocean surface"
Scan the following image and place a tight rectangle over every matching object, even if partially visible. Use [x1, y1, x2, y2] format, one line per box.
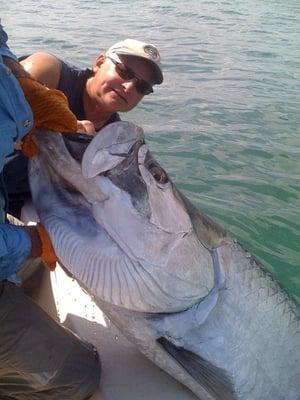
[2, 0, 299, 303]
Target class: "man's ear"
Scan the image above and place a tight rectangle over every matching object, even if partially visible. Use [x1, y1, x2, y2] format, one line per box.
[93, 53, 106, 73]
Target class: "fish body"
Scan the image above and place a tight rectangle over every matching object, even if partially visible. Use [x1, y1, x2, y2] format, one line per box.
[29, 124, 300, 400]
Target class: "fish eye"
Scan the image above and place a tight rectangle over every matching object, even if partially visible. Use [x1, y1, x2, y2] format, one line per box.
[147, 162, 168, 184]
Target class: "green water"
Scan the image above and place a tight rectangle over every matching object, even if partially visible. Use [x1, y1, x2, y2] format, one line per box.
[2, 0, 300, 302]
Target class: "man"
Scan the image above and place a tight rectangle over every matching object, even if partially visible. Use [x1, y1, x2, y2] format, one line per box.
[21, 38, 164, 133]
[0, 23, 101, 400]
[5, 39, 164, 217]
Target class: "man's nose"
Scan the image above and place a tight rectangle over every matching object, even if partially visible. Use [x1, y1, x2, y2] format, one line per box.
[122, 79, 137, 92]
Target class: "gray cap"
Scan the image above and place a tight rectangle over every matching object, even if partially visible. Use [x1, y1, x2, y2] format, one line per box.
[106, 39, 163, 84]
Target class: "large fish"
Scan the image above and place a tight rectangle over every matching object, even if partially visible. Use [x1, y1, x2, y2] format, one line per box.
[29, 123, 300, 400]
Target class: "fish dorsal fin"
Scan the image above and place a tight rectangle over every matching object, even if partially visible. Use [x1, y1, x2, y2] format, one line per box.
[157, 337, 236, 400]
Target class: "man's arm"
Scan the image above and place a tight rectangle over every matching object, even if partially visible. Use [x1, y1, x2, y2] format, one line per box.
[21, 52, 62, 89]
[21, 53, 96, 134]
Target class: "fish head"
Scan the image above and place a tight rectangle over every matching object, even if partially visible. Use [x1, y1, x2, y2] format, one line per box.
[82, 121, 192, 236]
[82, 122, 215, 310]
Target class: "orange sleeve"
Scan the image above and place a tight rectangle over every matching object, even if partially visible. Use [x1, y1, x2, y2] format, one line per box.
[18, 76, 77, 157]
[36, 223, 58, 271]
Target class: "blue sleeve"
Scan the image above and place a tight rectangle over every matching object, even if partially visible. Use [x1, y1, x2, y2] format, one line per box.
[0, 25, 33, 171]
[0, 23, 17, 60]
[0, 67, 33, 164]
[0, 24, 34, 281]
[0, 224, 32, 280]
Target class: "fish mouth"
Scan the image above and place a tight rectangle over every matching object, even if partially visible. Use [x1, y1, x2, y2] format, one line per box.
[103, 139, 150, 215]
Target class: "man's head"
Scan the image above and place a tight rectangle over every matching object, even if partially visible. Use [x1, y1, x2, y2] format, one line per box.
[90, 39, 163, 113]
[106, 39, 163, 85]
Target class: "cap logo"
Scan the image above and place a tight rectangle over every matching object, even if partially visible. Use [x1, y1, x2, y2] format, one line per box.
[143, 45, 160, 61]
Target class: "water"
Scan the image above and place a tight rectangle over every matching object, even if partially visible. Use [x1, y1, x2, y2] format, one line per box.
[2, 0, 299, 303]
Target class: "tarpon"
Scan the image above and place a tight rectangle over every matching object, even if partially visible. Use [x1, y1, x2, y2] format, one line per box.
[29, 122, 300, 400]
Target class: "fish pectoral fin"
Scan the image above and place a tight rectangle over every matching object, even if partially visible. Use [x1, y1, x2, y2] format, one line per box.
[151, 308, 198, 342]
[157, 337, 236, 400]
[152, 289, 220, 342]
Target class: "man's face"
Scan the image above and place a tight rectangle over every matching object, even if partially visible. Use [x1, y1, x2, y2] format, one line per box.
[91, 54, 154, 113]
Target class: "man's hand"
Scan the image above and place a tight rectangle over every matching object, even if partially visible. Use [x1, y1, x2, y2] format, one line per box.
[77, 120, 96, 135]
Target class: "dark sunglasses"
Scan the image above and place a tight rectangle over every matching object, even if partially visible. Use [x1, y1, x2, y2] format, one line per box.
[107, 56, 153, 96]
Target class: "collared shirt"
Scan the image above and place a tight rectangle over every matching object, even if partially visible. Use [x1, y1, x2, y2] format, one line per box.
[0, 24, 33, 280]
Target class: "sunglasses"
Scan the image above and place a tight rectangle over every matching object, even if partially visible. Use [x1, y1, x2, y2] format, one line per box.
[107, 56, 153, 96]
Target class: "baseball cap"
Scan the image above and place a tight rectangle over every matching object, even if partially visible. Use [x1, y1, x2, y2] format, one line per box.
[106, 39, 163, 85]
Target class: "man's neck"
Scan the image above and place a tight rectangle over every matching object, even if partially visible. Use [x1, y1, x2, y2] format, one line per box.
[83, 84, 112, 130]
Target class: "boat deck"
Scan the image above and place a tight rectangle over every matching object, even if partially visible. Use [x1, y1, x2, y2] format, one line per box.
[32, 264, 197, 400]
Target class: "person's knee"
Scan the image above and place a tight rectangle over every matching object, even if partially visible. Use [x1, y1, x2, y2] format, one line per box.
[51, 341, 101, 400]
[0, 283, 101, 400]
[73, 346, 101, 400]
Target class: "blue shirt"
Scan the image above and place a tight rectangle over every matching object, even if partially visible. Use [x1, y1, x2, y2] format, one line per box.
[0, 24, 33, 281]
